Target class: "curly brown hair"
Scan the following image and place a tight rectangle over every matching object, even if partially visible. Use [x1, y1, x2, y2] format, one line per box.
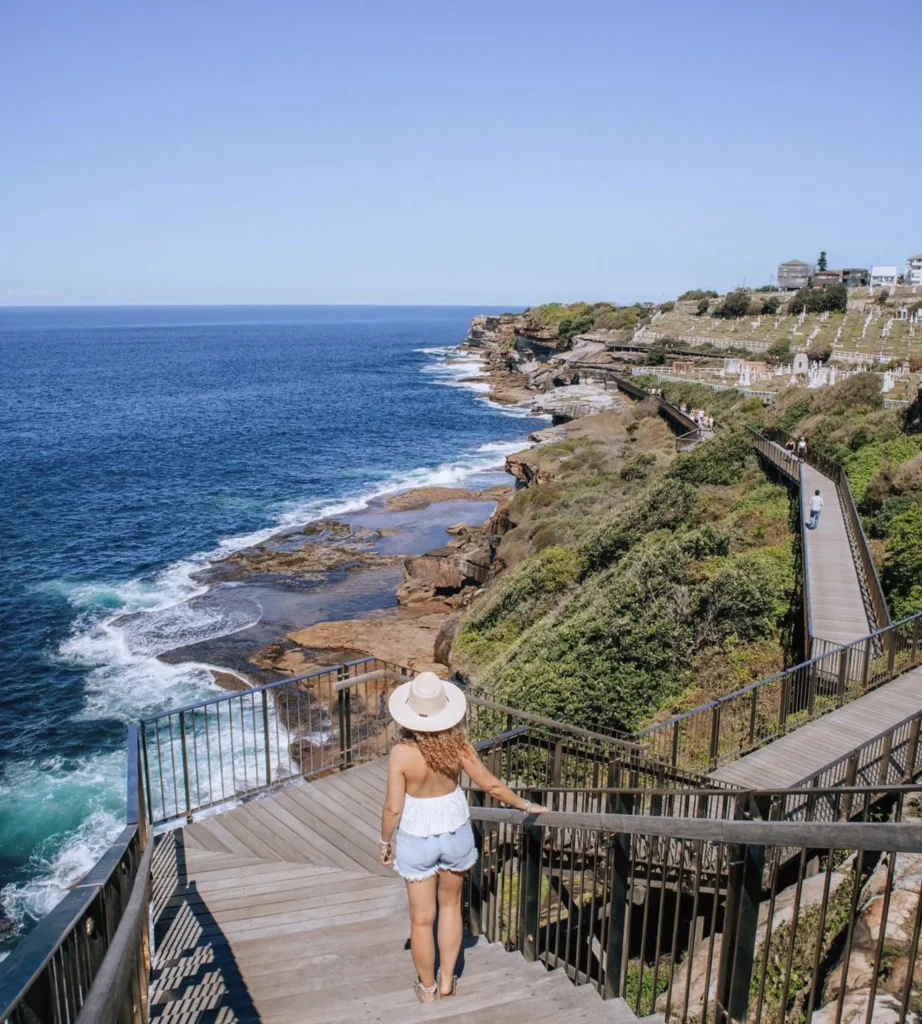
[399, 726, 472, 778]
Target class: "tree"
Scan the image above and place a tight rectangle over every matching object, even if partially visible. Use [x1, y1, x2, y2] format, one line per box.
[761, 296, 781, 315]
[696, 297, 710, 316]
[817, 251, 828, 271]
[714, 289, 752, 319]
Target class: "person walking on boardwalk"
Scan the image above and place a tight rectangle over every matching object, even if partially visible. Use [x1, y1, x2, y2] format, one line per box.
[380, 672, 546, 1003]
[808, 489, 824, 529]
[797, 436, 807, 461]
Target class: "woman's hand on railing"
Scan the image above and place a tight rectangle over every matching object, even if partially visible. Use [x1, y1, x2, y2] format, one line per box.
[522, 800, 547, 815]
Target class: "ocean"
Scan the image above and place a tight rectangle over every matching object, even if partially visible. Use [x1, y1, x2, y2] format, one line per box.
[0, 305, 535, 954]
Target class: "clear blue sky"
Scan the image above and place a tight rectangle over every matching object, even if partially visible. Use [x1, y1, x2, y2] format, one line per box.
[2, 0, 920, 306]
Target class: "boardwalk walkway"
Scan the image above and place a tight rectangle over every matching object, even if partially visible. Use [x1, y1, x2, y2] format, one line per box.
[150, 759, 650, 1023]
[801, 461, 872, 648]
[708, 438, 911, 791]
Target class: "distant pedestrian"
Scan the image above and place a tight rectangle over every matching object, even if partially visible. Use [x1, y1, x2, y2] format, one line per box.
[797, 436, 807, 461]
[808, 489, 824, 530]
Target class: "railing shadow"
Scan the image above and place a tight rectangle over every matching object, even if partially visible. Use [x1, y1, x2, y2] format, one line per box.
[150, 831, 260, 1022]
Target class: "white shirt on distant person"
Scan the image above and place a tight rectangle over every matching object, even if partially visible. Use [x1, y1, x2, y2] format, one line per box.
[810, 495, 824, 513]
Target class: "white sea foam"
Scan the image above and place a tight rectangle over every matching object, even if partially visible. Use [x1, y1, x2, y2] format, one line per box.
[0, 751, 125, 941]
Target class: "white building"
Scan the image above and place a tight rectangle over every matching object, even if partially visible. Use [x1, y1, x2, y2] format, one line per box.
[870, 265, 899, 289]
[905, 254, 922, 286]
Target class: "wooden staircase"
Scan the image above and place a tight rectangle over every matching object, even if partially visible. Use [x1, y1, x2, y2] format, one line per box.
[149, 760, 661, 1023]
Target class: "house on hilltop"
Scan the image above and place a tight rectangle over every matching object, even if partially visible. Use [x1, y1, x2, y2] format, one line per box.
[777, 259, 812, 290]
[905, 254, 922, 286]
[813, 268, 868, 289]
[870, 266, 899, 289]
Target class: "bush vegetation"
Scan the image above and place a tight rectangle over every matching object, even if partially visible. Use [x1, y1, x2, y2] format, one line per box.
[453, 393, 795, 732]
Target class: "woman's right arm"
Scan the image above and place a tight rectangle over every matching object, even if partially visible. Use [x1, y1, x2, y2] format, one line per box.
[461, 748, 545, 812]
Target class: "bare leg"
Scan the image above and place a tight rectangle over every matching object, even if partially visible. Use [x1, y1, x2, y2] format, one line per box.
[405, 876, 438, 996]
[437, 870, 465, 994]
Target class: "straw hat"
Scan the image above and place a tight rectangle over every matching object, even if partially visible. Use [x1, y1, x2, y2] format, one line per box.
[388, 672, 467, 732]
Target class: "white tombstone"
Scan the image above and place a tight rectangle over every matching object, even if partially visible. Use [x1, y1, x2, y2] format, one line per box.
[724, 357, 743, 374]
[793, 352, 809, 375]
[882, 371, 894, 393]
[738, 368, 751, 387]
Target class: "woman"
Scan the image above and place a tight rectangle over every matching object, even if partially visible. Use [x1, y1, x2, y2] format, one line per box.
[379, 671, 545, 1002]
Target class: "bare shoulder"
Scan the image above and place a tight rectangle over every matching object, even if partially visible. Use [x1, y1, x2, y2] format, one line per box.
[389, 741, 418, 769]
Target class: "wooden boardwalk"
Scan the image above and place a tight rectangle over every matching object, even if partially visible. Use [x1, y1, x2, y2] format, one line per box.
[710, 665, 922, 790]
[801, 461, 872, 648]
[149, 759, 652, 1023]
[706, 441, 920, 790]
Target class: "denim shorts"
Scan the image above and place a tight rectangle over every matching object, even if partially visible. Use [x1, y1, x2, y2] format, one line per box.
[395, 822, 477, 881]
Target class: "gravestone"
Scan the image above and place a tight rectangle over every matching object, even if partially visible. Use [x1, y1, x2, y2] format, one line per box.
[793, 352, 809, 375]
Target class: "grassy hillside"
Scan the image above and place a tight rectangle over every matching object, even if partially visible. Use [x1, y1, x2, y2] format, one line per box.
[452, 398, 796, 733]
[526, 301, 650, 348]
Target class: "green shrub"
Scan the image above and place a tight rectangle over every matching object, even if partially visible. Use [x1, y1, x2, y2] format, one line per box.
[620, 451, 657, 480]
[882, 504, 922, 618]
[714, 289, 752, 319]
[843, 435, 922, 503]
[669, 430, 755, 486]
[578, 479, 699, 575]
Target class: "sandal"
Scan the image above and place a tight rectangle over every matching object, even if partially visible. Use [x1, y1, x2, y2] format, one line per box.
[436, 968, 458, 997]
[414, 980, 438, 1003]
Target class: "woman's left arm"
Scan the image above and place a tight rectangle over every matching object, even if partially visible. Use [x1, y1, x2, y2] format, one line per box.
[379, 747, 407, 865]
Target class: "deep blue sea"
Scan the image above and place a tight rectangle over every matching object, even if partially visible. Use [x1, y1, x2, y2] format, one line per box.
[0, 305, 533, 953]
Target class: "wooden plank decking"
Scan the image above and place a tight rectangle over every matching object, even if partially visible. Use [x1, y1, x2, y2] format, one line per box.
[149, 759, 646, 1023]
[801, 461, 872, 648]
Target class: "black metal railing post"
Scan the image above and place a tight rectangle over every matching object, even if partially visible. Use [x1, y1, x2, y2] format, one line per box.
[261, 690, 272, 787]
[714, 807, 764, 1023]
[467, 789, 485, 937]
[603, 790, 633, 1000]
[178, 711, 193, 824]
[521, 815, 542, 962]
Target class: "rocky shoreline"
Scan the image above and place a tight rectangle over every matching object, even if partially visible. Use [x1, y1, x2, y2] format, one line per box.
[155, 313, 620, 699]
[156, 481, 520, 689]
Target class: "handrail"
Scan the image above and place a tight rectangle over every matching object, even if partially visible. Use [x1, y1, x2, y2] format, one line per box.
[466, 694, 645, 752]
[469, 805, 922, 851]
[747, 426, 812, 650]
[139, 655, 407, 721]
[0, 727, 149, 1024]
[574, 364, 701, 436]
[638, 608, 922, 770]
[73, 838, 154, 1024]
[644, 606, 922, 731]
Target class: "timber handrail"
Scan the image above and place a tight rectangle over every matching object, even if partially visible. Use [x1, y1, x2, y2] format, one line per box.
[73, 839, 154, 1024]
[469, 805, 922, 851]
[467, 694, 646, 752]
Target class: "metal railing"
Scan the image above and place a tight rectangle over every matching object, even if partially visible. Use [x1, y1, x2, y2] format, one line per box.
[140, 656, 411, 824]
[466, 789, 922, 1022]
[748, 426, 813, 654]
[761, 424, 892, 635]
[141, 655, 748, 828]
[638, 610, 922, 774]
[0, 729, 150, 1024]
[573, 365, 702, 438]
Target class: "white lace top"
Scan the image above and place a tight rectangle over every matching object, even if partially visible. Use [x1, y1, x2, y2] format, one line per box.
[399, 786, 471, 838]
